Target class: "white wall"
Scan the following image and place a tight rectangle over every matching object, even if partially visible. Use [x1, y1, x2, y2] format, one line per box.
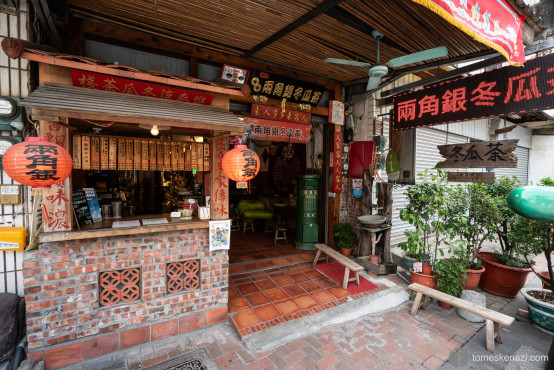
[529, 135, 554, 184]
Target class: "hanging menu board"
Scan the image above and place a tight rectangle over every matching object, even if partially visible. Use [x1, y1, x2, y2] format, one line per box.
[163, 142, 171, 171]
[178, 142, 185, 171]
[204, 143, 210, 172]
[118, 138, 126, 170]
[157, 141, 164, 171]
[100, 137, 109, 170]
[191, 143, 198, 170]
[141, 140, 149, 171]
[72, 189, 92, 226]
[133, 139, 141, 171]
[72, 135, 81, 169]
[126, 139, 133, 170]
[197, 143, 204, 172]
[149, 140, 157, 171]
[91, 136, 100, 170]
[171, 142, 179, 171]
[109, 138, 117, 170]
[81, 136, 91, 170]
[185, 143, 192, 171]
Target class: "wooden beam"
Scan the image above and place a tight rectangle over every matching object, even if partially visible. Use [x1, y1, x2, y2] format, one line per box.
[66, 15, 84, 55]
[81, 19, 341, 91]
[241, 0, 347, 58]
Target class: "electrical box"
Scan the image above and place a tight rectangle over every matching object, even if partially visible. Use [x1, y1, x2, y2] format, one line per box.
[0, 185, 21, 204]
[0, 227, 27, 251]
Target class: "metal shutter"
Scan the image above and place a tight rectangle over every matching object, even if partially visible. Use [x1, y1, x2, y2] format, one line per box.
[494, 147, 529, 185]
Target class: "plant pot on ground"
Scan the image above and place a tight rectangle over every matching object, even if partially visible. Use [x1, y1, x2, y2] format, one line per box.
[463, 265, 486, 290]
[477, 252, 532, 297]
[409, 268, 436, 289]
[333, 222, 357, 258]
[521, 288, 554, 336]
[539, 271, 552, 290]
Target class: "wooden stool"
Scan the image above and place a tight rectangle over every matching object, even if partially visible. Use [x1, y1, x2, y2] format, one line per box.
[274, 226, 287, 244]
[231, 218, 241, 232]
[243, 219, 255, 233]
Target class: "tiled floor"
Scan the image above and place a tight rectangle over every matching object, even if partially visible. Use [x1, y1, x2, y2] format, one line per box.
[228, 232, 387, 338]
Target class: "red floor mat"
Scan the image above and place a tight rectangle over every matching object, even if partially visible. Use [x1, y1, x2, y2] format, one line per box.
[316, 261, 378, 295]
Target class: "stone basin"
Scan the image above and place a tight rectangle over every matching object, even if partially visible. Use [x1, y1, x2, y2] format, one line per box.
[358, 215, 387, 227]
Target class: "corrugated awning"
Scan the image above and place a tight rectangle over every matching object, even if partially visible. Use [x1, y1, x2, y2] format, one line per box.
[19, 84, 246, 134]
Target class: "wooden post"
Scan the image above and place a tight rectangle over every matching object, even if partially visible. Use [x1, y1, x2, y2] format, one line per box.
[210, 135, 229, 220]
[359, 170, 373, 256]
[327, 123, 341, 248]
[376, 182, 393, 263]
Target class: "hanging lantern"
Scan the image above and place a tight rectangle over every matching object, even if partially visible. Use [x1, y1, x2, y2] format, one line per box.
[221, 145, 260, 188]
[2, 137, 72, 188]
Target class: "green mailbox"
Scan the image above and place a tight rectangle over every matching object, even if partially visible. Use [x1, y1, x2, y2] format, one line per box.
[295, 174, 320, 250]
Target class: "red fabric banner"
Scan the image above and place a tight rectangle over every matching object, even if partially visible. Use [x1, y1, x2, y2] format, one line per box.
[70, 70, 214, 105]
[245, 117, 311, 143]
[333, 131, 343, 193]
[411, 0, 525, 65]
[250, 104, 311, 124]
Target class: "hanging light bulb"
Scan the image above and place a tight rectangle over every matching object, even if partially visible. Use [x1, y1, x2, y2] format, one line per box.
[151, 125, 159, 136]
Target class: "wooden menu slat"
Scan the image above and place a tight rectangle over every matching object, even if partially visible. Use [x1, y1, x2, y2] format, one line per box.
[109, 138, 117, 170]
[171, 142, 179, 171]
[90, 136, 99, 170]
[126, 139, 133, 170]
[163, 141, 171, 171]
[72, 135, 81, 170]
[204, 143, 210, 172]
[197, 142, 204, 172]
[185, 143, 192, 171]
[191, 143, 198, 170]
[178, 142, 185, 171]
[100, 137, 109, 170]
[133, 139, 141, 170]
[157, 141, 164, 171]
[141, 140, 149, 171]
[149, 140, 157, 171]
[118, 138, 126, 170]
[81, 135, 91, 170]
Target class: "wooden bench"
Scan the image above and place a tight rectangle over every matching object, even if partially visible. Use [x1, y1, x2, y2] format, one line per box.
[313, 244, 364, 290]
[408, 283, 515, 353]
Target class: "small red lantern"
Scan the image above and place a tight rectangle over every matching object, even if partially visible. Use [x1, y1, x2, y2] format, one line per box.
[222, 145, 260, 187]
[2, 137, 72, 188]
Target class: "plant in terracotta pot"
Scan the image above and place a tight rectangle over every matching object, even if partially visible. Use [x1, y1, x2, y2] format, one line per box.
[333, 222, 357, 258]
[399, 168, 452, 288]
[476, 176, 533, 297]
[434, 254, 467, 309]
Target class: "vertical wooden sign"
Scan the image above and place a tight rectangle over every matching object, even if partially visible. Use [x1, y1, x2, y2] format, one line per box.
[72, 135, 81, 169]
[333, 131, 343, 193]
[163, 141, 171, 171]
[133, 139, 141, 171]
[81, 135, 91, 170]
[109, 138, 117, 170]
[197, 142, 204, 172]
[40, 121, 72, 232]
[185, 143, 192, 171]
[203, 143, 210, 172]
[90, 136, 99, 170]
[157, 141, 164, 171]
[118, 138, 126, 170]
[191, 143, 198, 170]
[100, 137, 109, 170]
[126, 139, 133, 170]
[141, 140, 149, 171]
[211, 135, 229, 220]
[171, 142, 179, 171]
[178, 142, 185, 171]
[149, 140, 157, 171]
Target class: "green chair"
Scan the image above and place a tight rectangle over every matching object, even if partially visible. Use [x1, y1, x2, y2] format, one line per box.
[235, 200, 274, 233]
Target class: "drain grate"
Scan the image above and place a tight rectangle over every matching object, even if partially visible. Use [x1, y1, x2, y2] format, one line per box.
[142, 347, 217, 370]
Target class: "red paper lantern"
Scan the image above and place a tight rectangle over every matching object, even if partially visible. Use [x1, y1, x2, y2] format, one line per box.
[221, 145, 260, 185]
[2, 137, 72, 188]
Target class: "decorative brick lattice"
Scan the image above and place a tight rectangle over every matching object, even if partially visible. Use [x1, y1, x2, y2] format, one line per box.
[167, 260, 200, 294]
[99, 268, 141, 307]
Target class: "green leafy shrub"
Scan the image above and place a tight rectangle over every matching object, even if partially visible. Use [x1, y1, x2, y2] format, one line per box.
[333, 222, 357, 249]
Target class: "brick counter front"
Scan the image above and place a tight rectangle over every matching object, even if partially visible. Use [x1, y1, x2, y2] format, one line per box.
[22, 227, 228, 369]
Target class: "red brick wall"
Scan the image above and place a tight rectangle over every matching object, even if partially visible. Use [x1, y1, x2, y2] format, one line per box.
[22, 228, 228, 368]
[339, 177, 362, 226]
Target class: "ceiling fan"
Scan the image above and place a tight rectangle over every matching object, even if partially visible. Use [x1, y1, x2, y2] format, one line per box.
[323, 30, 448, 91]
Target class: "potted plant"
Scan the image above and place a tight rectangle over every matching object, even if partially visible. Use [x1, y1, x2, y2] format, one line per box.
[333, 222, 357, 257]
[434, 254, 467, 309]
[399, 169, 452, 288]
[475, 176, 533, 297]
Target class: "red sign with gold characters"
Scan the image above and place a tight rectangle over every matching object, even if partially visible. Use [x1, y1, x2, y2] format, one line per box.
[333, 131, 343, 193]
[250, 104, 311, 124]
[245, 117, 310, 143]
[70, 70, 214, 105]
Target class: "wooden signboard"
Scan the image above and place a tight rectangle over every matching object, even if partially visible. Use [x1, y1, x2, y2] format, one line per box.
[171, 142, 179, 171]
[141, 140, 149, 171]
[81, 135, 91, 170]
[185, 143, 192, 171]
[333, 131, 343, 193]
[89, 136, 99, 170]
[157, 141, 164, 171]
[203, 143, 210, 172]
[163, 141, 171, 171]
[197, 143, 204, 172]
[436, 139, 518, 169]
[118, 138, 126, 170]
[178, 142, 185, 171]
[149, 140, 157, 171]
[100, 137, 109, 170]
[447, 172, 495, 183]
[126, 139, 133, 170]
[133, 139, 141, 170]
[72, 135, 81, 169]
[109, 137, 117, 170]
[191, 143, 198, 170]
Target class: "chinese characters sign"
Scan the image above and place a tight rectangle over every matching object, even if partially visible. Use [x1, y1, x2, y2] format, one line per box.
[247, 70, 325, 106]
[211, 135, 229, 220]
[329, 101, 345, 125]
[245, 117, 310, 143]
[411, 0, 524, 65]
[251, 104, 311, 124]
[447, 172, 495, 183]
[436, 139, 518, 169]
[70, 70, 214, 105]
[333, 132, 343, 193]
[393, 53, 554, 130]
